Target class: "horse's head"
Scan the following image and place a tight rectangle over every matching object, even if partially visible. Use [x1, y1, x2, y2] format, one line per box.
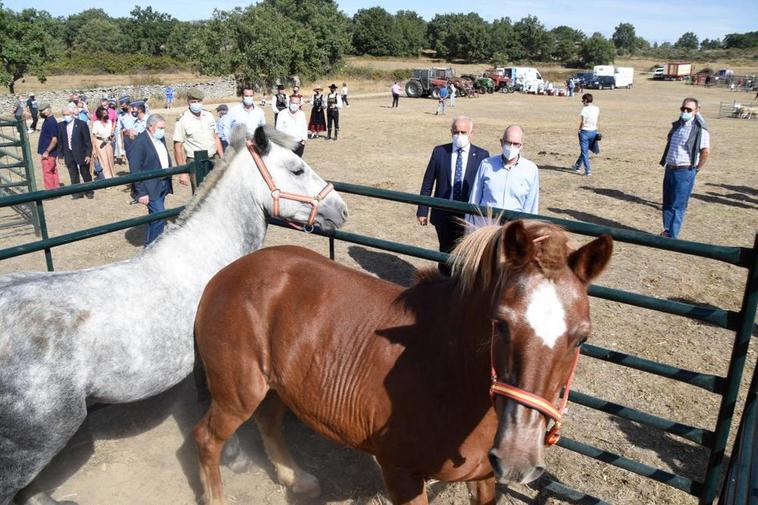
[229, 124, 348, 231]
[452, 220, 612, 484]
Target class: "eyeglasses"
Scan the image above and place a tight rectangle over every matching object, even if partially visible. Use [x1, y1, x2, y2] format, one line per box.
[451, 130, 470, 134]
[502, 141, 523, 148]
[680, 106, 694, 112]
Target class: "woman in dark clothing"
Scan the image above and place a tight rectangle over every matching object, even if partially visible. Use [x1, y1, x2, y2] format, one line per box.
[308, 85, 326, 138]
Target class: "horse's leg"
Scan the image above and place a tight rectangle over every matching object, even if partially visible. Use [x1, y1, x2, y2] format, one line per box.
[466, 476, 496, 505]
[2, 392, 87, 505]
[379, 463, 427, 505]
[193, 401, 252, 505]
[254, 393, 320, 497]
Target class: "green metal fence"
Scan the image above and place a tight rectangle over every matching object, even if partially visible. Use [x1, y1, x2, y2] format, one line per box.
[0, 117, 39, 235]
[0, 151, 755, 504]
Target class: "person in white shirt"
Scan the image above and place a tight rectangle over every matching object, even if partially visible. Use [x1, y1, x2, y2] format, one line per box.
[271, 85, 289, 125]
[467, 125, 539, 227]
[325, 83, 343, 140]
[275, 95, 308, 157]
[572, 93, 599, 176]
[91, 106, 115, 179]
[228, 87, 266, 137]
[449, 82, 457, 108]
[341, 82, 350, 107]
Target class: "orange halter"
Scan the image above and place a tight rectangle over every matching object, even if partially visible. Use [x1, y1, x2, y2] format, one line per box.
[489, 320, 580, 446]
[247, 144, 334, 232]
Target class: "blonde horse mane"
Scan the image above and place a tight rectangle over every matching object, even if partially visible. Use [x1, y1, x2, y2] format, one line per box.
[449, 220, 572, 297]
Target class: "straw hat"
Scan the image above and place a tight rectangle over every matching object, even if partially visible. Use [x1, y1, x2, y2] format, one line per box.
[313, 85, 323, 91]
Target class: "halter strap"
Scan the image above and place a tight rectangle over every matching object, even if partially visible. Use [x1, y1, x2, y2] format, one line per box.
[247, 144, 334, 232]
[489, 321, 580, 446]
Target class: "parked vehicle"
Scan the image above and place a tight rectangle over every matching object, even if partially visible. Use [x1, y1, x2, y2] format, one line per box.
[569, 72, 594, 87]
[614, 67, 634, 88]
[405, 67, 455, 98]
[586, 75, 616, 90]
[653, 67, 665, 79]
[483, 68, 512, 91]
[664, 62, 693, 80]
[593, 65, 615, 77]
[500, 66, 544, 90]
[462, 74, 494, 94]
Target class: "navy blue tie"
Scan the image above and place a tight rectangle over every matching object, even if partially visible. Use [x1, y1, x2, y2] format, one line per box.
[453, 148, 463, 201]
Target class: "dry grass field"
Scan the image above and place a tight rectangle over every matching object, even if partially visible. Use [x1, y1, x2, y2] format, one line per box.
[1, 64, 757, 505]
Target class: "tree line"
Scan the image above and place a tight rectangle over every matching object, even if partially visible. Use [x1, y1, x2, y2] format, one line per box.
[1, 0, 756, 93]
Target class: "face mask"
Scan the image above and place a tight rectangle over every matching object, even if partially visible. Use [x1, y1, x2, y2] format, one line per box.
[189, 103, 203, 114]
[63, 115, 74, 123]
[131, 111, 138, 117]
[452, 134, 470, 149]
[243, 97, 255, 106]
[154, 128, 165, 140]
[289, 103, 300, 112]
[680, 111, 693, 121]
[502, 144, 520, 161]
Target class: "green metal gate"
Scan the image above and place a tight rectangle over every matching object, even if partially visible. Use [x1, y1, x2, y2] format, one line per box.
[0, 117, 39, 235]
[0, 157, 755, 505]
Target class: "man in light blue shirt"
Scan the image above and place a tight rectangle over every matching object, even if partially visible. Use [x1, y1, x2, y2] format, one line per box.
[467, 125, 539, 227]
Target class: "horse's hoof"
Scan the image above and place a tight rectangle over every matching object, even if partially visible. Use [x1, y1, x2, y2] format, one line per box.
[224, 453, 253, 474]
[292, 472, 321, 498]
[16, 491, 79, 505]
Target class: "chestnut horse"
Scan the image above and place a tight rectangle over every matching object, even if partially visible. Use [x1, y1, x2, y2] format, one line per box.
[193, 220, 613, 504]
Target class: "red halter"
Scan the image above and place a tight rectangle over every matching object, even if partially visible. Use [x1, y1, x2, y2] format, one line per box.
[247, 144, 334, 232]
[489, 321, 580, 446]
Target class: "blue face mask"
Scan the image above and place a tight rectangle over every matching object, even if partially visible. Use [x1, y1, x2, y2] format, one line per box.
[189, 103, 203, 114]
[154, 128, 165, 140]
[63, 115, 74, 123]
[680, 111, 693, 121]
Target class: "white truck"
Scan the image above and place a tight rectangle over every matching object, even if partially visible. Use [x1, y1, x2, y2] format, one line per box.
[501, 67, 544, 91]
[613, 67, 634, 88]
[593, 65, 634, 88]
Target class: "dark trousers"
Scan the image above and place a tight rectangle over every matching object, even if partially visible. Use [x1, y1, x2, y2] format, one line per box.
[341, 94, 349, 106]
[294, 143, 305, 158]
[392, 94, 400, 107]
[433, 213, 464, 275]
[327, 109, 340, 130]
[145, 179, 170, 246]
[65, 160, 93, 195]
[30, 112, 38, 131]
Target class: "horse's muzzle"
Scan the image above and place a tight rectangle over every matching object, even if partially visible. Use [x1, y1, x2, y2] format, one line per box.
[488, 447, 545, 485]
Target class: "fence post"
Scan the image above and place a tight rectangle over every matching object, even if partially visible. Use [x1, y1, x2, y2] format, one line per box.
[701, 233, 758, 504]
[192, 150, 211, 192]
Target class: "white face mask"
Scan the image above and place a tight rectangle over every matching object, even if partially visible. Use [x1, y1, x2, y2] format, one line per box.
[452, 133, 470, 149]
[289, 103, 300, 112]
[243, 96, 255, 106]
[502, 144, 520, 161]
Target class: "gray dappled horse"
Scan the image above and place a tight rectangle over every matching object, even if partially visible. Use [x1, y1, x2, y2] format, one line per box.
[0, 126, 348, 505]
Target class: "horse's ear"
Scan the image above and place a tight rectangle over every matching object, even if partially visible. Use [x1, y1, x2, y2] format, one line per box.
[253, 126, 270, 154]
[568, 234, 613, 283]
[500, 220, 534, 267]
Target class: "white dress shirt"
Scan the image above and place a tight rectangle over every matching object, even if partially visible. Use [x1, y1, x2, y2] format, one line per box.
[150, 133, 170, 169]
[228, 103, 266, 135]
[275, 110, 308, 143]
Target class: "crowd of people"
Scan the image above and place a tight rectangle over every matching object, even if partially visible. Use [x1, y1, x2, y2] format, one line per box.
[9, 78, 710, 250]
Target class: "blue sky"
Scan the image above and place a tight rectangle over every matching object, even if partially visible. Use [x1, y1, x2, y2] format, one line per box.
[5, 0, 757, 44]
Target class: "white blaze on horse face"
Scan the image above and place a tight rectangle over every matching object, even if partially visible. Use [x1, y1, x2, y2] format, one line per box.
[525, 280, 567, 348]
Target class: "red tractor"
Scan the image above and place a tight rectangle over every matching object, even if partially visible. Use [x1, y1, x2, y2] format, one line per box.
[405, 67, 457, 98]
[484, 68, 512, 92]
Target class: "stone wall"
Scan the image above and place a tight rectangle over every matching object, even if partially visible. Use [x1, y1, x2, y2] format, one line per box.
[1, 76, 236, 113]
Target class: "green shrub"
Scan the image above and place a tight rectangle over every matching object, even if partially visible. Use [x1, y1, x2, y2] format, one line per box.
[44, 52, 188, 75]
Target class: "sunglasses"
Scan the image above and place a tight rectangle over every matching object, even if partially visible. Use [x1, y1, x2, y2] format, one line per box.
[680, 107, 695, 113]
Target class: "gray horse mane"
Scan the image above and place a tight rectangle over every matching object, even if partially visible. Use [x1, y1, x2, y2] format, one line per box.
[173, 125, 299, 226]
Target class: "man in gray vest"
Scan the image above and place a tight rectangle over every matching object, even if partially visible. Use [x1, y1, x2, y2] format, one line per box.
[659, 97, 710, 239]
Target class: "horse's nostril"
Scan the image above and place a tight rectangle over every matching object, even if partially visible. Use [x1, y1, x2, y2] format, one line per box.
[341, 208, 348, 219]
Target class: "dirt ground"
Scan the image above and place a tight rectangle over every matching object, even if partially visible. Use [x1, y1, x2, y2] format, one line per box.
[1, 70, 757, 505]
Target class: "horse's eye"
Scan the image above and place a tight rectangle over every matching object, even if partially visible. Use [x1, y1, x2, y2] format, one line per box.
[292, 168, 304, 176]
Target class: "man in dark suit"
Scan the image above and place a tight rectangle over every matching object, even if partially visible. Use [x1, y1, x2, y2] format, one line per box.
[417, 116, 489, 274]
[57, 105, 93, 199]
[129, 114, 174, 247]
